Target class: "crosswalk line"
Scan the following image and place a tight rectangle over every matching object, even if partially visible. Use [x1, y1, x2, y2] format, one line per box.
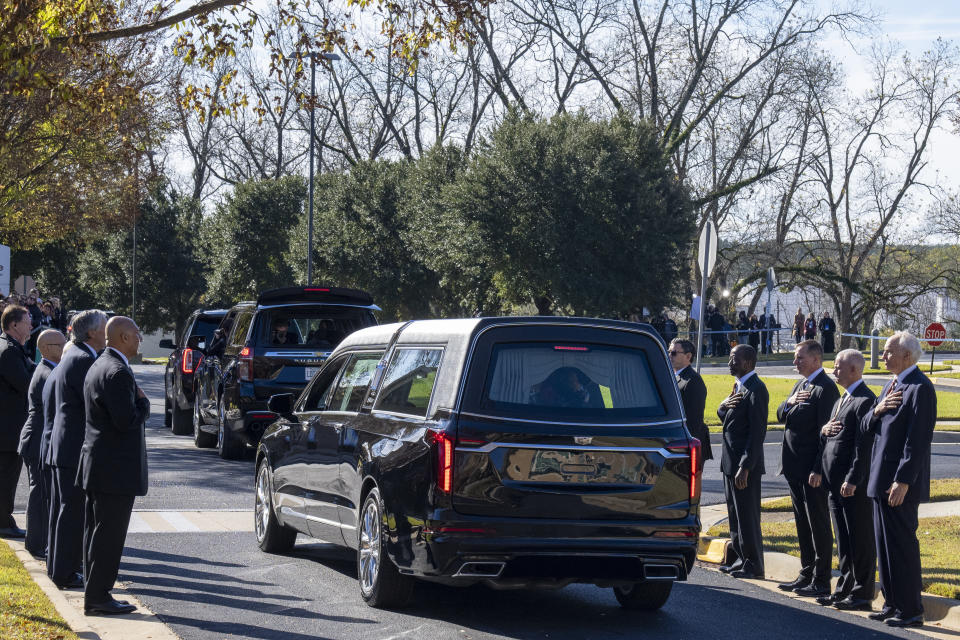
[128, 510, 253, 534]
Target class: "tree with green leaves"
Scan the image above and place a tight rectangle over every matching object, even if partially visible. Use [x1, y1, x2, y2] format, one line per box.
[449, 110, 695, 316]
[204, 175, 305, 305]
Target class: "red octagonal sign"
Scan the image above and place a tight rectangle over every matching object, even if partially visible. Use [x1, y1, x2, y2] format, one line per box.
[925, 322, 947, 347]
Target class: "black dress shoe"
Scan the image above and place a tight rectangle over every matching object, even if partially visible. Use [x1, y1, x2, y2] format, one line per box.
[777, 576, 810, 592]
[0, 526, 26, 539]
[885, 614, 923, 628]
[84, 600, 137, 616]
[816, 594, 842, 606]
[868, 607, 898, 621]
[55, 573, 84, 590]
[795, 583, 831, 597]
[834, 597, 873, 611]
[731, 569, 764, 579]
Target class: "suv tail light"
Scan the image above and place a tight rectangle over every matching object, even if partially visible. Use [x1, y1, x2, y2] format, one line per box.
[239, 346, 254, 382]
[432, 432, 455, 493]
[181, 348, 196, 374]
[668, 438, 701, 501]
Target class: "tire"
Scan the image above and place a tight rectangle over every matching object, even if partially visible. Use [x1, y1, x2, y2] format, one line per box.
[358, 488, 413, 608]
[613, 581, 673, 611]
[164, 395, 172, 428]
[217, 397, 243, 460]
[255, 461, 297, 552]
[193, 399, 216, 448]
[171, 403, 192, 435]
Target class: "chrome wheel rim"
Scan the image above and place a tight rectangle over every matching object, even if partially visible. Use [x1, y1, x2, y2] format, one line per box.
[193, 401, 201, 439]
[359, 499, 380, 594]
[255, 465, 270, 542]
[217, 401, 224, 451]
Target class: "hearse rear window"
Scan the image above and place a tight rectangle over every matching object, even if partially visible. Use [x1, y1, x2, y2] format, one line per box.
[480, 343, 664, 419]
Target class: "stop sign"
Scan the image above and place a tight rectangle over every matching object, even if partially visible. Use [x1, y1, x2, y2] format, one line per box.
[925, 322, 947, 347]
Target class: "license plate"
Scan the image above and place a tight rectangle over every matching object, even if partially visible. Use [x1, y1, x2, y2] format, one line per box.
[305, 367, 319, 380]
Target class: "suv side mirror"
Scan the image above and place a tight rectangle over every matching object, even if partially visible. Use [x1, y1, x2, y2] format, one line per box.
[186, 334, 207, 352]
[159, 339, 175, 349]
[268, 393, 295, 416]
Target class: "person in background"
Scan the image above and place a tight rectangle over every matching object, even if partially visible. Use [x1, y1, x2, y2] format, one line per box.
[804, 312, 817, 341]
[717, 344, 768, 579]
[819, 311, 837, 354]
[861, 331, 936, 628]
[816, 349, 877, 611]
[670, 339, 712, 468]
[24, 292, 42, 359]
[18, 330, 65, 557]
[748, 313, 761, 352]
[662, 314, 678, 344]
[49, 297, 67, 332]
[793, 307, 805, 344]
[0, 305, 36, 538]
[737, 311, 750, 346]
[708, 305, 726, 357]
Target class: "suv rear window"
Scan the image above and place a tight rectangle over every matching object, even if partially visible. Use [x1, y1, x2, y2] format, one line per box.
[479, 342, 664, 420]
[256, 307, 376, 349]
[184, 316, 221, 346]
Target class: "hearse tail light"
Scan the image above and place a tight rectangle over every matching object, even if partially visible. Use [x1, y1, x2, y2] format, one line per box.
[553, 345, 589, 351]
[304, 287, 330, 292]
[181, 348, 195, 374]
[433, 432, 455, 493]
[668, 438, 701, 501]
[239, 346, 254, 382]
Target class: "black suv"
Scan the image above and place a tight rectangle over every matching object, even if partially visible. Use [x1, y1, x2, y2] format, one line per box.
[192, 287, 379, 458]
[161, 308, 228, 434]
[255, 317, 701, 609]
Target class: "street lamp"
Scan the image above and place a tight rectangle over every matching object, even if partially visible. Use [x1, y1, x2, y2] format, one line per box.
[307, 51, 340, 285]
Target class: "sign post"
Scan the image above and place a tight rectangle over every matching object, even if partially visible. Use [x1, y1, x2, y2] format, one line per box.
[924, 322, 946, 374]
[695, 220, 718, 373]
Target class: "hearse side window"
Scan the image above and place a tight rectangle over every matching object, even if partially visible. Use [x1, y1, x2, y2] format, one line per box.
[479, 342, 665, 419]
[327, 354, 382, 413]
[374, 348, 443, 417]
[229, 312, 253, 348]
[302, 356, 349, 411]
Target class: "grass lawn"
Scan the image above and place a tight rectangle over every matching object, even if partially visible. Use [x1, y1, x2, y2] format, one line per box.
[759, 478, 960, 512]
[0, 542, 77, 640]
[707, 516, 960, 599]
[702, 375, 960, 426]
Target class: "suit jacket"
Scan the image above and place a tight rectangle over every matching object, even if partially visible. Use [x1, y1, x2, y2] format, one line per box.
[46, 343, 97, 469]
[717, 373, 769, 476]
[677, 367, 713, 460]
[0, 333, 36, 452]
[777, 370, 840, 481]
[862, 367, 936, 503]
[78, 349, 150, 496]
[820, 382, 876, 495]
[18, 359, 54, 464]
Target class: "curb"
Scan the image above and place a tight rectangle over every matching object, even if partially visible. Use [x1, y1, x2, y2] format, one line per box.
[2, 537, 180, 640]
[698, 539, 960, 634]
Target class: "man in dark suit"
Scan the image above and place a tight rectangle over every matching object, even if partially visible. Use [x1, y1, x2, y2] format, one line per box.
[18, 329, 65, 557]
[45, 309, 108, 589]
[776, 339, 840, 596]
[79, 316, 149, 615]
[862, 331, 936, 628]
[669, 339, 713, 467]
[815, 349, 877, 610]
[717, 344, 768, 578]
[0, 305, 36, 538]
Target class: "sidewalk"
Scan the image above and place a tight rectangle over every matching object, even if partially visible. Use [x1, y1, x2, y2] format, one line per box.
[697, 499, 960, 637]
[2, 538, 180, 640]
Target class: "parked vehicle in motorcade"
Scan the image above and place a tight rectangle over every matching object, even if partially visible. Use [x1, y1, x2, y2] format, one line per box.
[192, 286, 379, 459]
[160, 309, 228, 435]
[254, 317, 702, 610]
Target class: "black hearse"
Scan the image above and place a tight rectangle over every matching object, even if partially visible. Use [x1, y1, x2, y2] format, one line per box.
[255, 317, 701, 609]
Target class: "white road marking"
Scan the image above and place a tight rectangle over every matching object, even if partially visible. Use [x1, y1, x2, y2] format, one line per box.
[128, 510, 253, 533]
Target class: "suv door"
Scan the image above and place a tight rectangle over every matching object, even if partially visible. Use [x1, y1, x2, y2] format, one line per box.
[198, 309, 239, 424]
[304, 351, 382, 542]
[220, 310, 254, 425]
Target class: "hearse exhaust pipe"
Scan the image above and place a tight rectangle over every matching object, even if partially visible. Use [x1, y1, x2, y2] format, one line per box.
[642, 563, 680, 581]
[454, 562, 506, 578]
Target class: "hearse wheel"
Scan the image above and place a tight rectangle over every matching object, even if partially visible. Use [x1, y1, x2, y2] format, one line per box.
[357, 488, 413, 608]
[613, 581, 673, 610]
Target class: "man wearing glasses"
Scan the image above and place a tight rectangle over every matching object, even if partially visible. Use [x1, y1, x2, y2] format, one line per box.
[669, 339, 712, 469]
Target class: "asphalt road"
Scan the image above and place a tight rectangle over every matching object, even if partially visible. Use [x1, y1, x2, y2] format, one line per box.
[12, 364, 958, 640]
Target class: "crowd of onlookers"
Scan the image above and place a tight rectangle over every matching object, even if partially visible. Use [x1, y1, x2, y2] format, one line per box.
[0, 289, 69, 360]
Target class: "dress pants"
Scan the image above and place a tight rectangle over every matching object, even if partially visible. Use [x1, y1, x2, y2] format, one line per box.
[46, 466, 57, 578]
[23, 458, 48, 556]
[0, 451, 23, 529]
[787, 477, 832, 585]
[724, 472, 764, 576]
[83, 492, 135, 606]
[874, 498, 923, 618]
[49, 466, 84, 584]
[828, 488, 875, 600]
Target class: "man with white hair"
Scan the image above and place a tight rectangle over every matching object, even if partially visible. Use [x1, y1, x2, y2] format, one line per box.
[816, 349, 877, 611]
[861, 331, 936, 628]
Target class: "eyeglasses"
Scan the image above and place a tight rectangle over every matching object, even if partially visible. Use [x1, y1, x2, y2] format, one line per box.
[668, 350, 688, 356]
